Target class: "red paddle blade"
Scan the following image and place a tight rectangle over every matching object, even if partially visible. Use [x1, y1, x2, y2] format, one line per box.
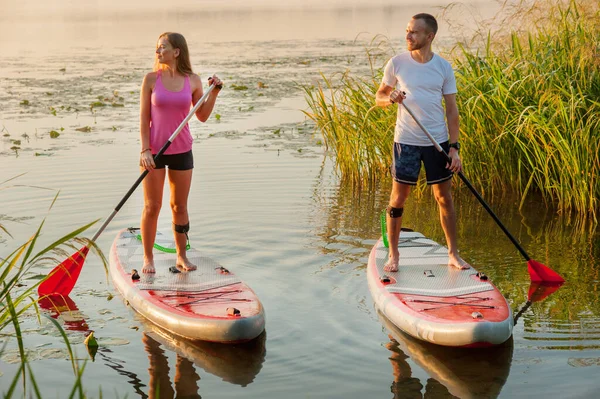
[38, 246, 90, 296]
[527, 281, 563, 302]
[527, 259, 565, 284]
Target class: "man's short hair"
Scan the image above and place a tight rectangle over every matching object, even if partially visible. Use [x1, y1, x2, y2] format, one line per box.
[412, 13, 438, 35]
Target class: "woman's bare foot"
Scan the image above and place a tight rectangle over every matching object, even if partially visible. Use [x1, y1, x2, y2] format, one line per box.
[384, 257, 399, 272]
[448, 253, 470, 270]
[176, 256, 197, 271]
[142, 259, 156, 273]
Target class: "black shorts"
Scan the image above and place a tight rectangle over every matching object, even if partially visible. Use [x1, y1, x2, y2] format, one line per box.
[153, 150, 194, 170]
[392, 142, 452, 185]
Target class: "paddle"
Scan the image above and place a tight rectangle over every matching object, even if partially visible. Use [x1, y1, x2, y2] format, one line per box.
[400, 102, 564, 284]
[513, 281, 564, 325]
[38, 82, 219, 296]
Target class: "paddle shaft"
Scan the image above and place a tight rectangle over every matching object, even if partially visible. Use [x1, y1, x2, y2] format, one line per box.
[401, 102, 532, 261]
[89, 83, 217, 243]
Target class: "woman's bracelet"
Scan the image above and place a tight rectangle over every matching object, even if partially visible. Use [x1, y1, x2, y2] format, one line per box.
[140, 148, 151, 154]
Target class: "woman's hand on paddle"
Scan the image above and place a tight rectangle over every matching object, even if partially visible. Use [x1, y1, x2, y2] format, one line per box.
[140, 150, 155, 170]
[208, 75, 223, 91]
[447, 149, 462, 173]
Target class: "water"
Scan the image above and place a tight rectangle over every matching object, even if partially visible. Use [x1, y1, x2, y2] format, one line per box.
[1, 1, 599, 398]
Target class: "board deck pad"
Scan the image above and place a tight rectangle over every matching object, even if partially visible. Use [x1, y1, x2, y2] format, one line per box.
[115, 231, 240, 292]
[374, 246, 494, 297]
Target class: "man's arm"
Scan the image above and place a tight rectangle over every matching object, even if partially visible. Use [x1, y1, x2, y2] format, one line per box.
[444, 93, 459, 144]
[444, 93, 462, 173]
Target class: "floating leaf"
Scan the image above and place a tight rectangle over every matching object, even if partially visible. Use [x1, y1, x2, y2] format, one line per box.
[231, 84, 248, 91]
[215, 113, 221, 121]
[20, 100, 30, 106]
[76, 126, 92, 132]
[49, 130, 60, 138]
[111, 103, 124, 107]
[84, 331, 98, 360]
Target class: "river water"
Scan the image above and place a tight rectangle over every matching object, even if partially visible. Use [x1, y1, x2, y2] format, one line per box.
[1, 1, 599, 398]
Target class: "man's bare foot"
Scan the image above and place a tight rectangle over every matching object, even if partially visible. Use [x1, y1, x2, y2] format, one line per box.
[384, 258, 399, 272]
[177, 256, 197, 271]
[448, 253, 470, 270]
[142, 260, 156, 273]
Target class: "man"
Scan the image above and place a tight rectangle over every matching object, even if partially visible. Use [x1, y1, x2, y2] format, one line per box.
[375, 13, 469, 272]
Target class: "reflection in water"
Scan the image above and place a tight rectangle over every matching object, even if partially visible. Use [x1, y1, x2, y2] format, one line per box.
[37, 294, 89, 332]
[379, 311, 513, 399]
[38, 294, 266, 396]
[143, 334, 201, 399]
[144, 323, 267, 387]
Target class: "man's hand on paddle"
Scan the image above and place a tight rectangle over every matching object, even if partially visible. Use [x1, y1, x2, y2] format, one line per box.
[389, 89, 406, 105]
[447, 148, 462, 173]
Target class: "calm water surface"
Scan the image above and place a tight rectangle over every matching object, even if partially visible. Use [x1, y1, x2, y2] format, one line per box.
[1, 1, 599, 398]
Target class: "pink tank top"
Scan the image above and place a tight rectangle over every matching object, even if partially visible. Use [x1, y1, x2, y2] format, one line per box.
[150, 70, 193, 155]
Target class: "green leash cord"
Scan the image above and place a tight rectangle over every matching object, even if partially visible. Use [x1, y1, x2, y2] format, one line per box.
[135, 234, 190, 253]
[380, 210, 389, 248]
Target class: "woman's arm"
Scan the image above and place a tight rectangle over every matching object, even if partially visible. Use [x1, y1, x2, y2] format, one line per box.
[191, 74, 222, 122]
[139, 72, 156, 169]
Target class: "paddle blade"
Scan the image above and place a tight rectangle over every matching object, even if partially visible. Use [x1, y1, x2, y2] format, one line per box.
[527, 282, 563, 302]
[38, 246, 90, 296]
[527, 259, 565, 284]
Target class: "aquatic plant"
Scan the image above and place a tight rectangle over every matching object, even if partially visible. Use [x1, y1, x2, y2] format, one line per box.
[0, 177, 105, 398]
[302, 0, 599, 219]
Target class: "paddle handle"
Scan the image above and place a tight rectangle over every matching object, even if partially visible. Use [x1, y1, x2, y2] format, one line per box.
[89, 83, 218, 243]
[401, 102, 532, 261]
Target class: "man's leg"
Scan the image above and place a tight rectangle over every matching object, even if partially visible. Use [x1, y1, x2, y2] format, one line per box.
[385, 181, 411, 272]
[432, 180, 469, 270]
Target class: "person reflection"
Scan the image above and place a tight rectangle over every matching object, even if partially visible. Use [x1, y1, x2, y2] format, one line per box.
[386, 336, 423, 399]
[142, 333, 201, 399]
[386, 335, 456, 399]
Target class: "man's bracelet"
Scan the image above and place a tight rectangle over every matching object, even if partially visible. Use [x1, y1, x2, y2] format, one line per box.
[140, 148, 151, 154]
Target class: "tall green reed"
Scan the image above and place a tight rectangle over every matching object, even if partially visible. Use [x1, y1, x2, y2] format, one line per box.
[302, 0, 599, 219]
[1, 178, 105, 398]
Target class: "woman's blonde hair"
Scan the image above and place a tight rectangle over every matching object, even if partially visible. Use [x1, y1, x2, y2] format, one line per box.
[153, 32, 194, 75]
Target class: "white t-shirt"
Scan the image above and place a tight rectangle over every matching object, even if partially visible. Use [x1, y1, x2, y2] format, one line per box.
[382, 52, 457, 145]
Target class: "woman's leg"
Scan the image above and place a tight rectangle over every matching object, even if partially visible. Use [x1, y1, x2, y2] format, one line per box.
[168, 168, 196, 271]
[141, 167, 166, 273]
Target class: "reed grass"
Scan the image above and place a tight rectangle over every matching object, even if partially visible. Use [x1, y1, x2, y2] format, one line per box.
[1, 184, 105, 398]
[302, 0, 599, 219]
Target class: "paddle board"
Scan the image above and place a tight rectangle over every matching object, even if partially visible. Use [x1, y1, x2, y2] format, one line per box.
[368, 229, 513, 347]
[109, 228, 265, 343]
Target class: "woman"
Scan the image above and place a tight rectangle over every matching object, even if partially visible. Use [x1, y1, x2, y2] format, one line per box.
[139, 32, 222, 273]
